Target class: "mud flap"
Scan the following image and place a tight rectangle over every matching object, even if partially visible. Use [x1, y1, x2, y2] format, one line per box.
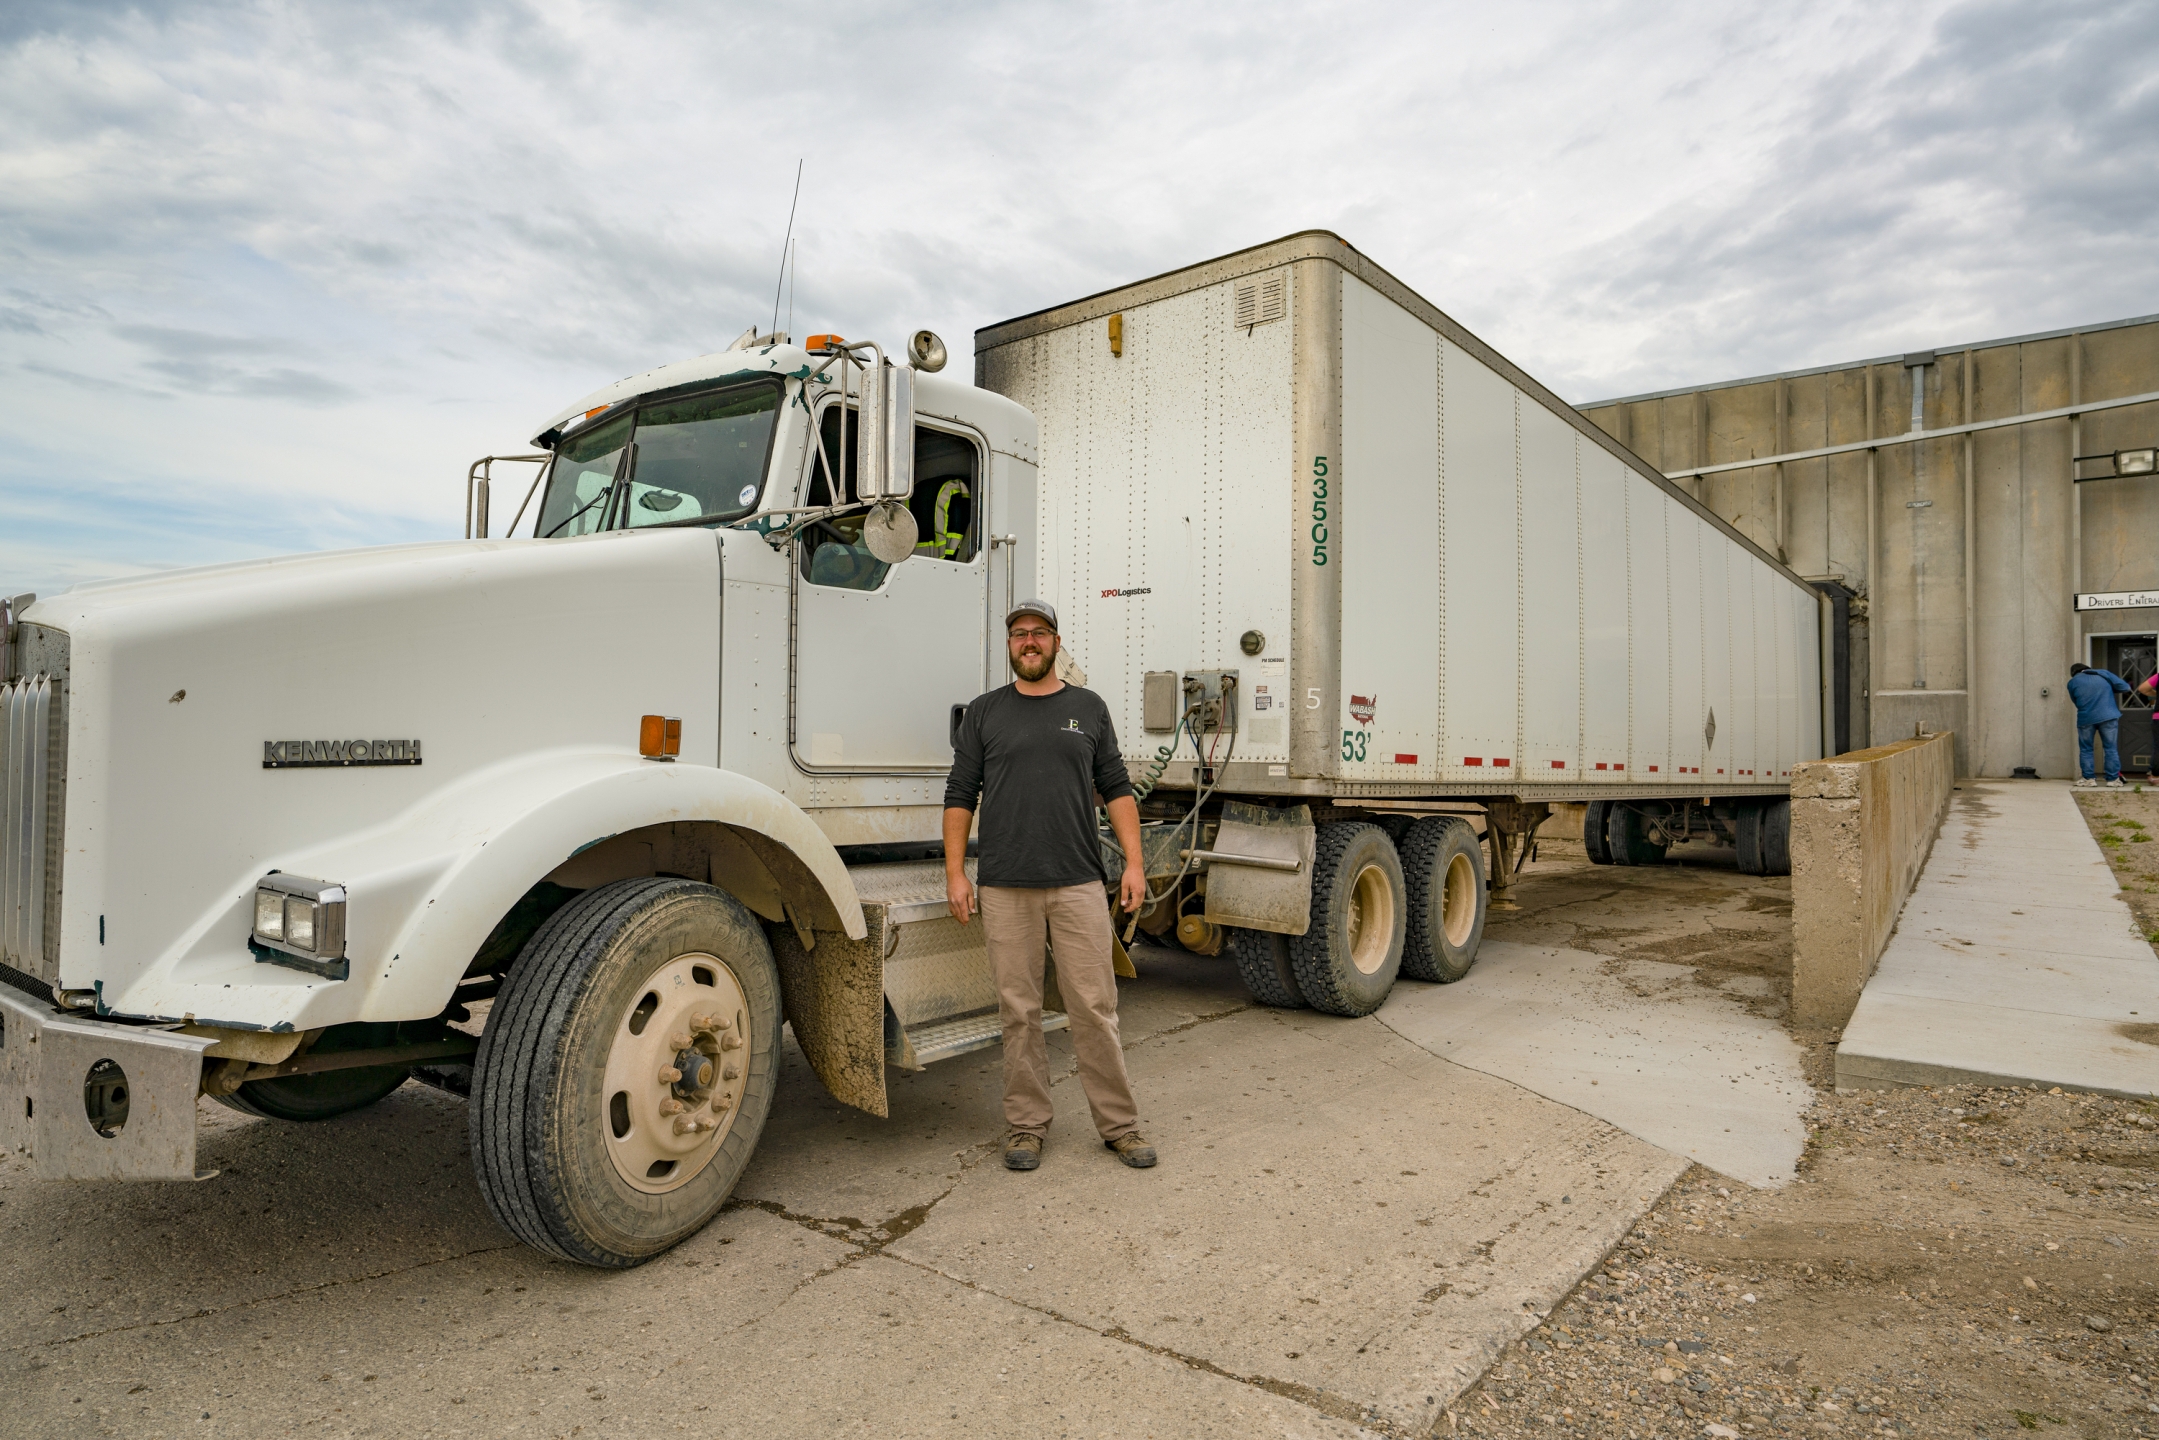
[1202, 801, 1317, 936]
[771, 914, 889, 1119]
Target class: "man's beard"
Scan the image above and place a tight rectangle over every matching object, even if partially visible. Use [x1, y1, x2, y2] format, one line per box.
[1010, 648, 1055, 682]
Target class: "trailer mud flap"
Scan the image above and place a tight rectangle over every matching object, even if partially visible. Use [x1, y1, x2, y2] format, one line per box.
[1203, 801, 1317, 936]
[0, 986, 218, 1180]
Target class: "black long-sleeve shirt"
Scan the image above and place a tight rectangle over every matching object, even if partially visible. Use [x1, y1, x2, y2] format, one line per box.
[944, 682, 1135, 888]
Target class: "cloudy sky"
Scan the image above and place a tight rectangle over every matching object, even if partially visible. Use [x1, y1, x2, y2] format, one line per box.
[2, 0, 2153, 597]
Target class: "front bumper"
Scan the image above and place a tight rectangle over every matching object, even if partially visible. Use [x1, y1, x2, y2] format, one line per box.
[0, 985, 217, 1180]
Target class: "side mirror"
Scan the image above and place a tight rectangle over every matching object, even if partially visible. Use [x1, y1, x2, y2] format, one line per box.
[854, 361, 914, 503]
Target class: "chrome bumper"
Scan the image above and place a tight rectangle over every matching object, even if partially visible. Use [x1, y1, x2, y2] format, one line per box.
[0, 985, 217, 1180]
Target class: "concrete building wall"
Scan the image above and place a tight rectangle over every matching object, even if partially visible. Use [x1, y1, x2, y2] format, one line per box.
[1582, 316, 2159, 777]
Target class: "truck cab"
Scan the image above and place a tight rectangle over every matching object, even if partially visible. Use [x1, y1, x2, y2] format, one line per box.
[1, 331, 1056, 1266]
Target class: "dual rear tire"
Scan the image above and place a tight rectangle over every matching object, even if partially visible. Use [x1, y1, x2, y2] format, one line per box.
[1233, 818, 1486, 1015]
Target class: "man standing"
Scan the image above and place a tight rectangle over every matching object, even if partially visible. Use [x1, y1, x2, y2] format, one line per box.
[2068, 661, 2134, 789]
[944, 600, 1157, 1172]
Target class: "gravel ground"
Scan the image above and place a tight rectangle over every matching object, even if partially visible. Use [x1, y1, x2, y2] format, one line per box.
[1445, 1085, 2159, 1439]
[1435, 803, 2159, 1440]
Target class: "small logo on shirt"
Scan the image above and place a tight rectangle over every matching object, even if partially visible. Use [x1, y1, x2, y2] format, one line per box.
[1062, 719, 1083, 734]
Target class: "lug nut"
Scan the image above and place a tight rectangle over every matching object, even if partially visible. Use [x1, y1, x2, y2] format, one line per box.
[669, 1031, 694, 1050]
[659, 1098, 685, 1117]
[710, 1095, 732, 1113]
[657, 1066, 682, 1084]
[673, 1117, 707, 1136]
[720, 1032, 744, 1051]
[722, 1062, 740, 1082]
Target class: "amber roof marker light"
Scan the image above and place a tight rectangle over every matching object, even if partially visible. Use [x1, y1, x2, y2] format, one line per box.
[639, 715, 681, 760]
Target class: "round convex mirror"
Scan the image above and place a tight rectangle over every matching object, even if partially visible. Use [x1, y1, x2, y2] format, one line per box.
[862, 501, 919, 564]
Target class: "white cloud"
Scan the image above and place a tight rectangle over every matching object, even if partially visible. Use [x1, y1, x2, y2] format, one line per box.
[1, 0, 2152, 595]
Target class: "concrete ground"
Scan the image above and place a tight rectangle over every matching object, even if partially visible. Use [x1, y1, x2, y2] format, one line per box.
[1837, 780, 2159, 1097]
[0, 847, 1810, 1440]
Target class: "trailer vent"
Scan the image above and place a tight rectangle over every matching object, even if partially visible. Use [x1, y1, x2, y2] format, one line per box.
[1233, 272, 1287, 331]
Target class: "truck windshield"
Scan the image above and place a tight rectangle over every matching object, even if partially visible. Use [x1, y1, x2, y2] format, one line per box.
[533, 380, 781, 538]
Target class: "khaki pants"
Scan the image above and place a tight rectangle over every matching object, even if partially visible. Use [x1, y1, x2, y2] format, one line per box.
[978, 883, 1140, 1142]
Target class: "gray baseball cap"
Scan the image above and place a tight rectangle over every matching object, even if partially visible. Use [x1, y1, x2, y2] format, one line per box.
[1005, 599, 1058, 632]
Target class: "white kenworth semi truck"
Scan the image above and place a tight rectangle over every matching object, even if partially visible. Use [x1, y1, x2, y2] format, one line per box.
[0, 231, 1827, 1267]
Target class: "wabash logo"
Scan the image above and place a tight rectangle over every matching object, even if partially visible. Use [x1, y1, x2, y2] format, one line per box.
[1099, 586, 1152, 598]
[1349, 694, 1377, 726]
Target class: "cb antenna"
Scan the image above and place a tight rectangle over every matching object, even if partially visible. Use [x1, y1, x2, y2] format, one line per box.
[771, 159, 803, 338]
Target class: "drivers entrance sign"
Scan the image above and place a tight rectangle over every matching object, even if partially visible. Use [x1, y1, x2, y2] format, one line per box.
[2076, 590, 2159, 612]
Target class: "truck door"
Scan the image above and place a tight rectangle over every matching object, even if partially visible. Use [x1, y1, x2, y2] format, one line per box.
[791, 403, 990, 771]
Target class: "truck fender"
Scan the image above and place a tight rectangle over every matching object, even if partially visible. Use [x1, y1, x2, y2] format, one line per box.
[210, 754, 868, 1029]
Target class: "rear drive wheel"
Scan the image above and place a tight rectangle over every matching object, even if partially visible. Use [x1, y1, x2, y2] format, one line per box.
[1289, 823, 1406, 1016]
[1400, 817, 1486, 983]
[1583, 801, 1614, 865]
[1227, 925, 1306, 1008]
[470, 877, 780, 1268]
[215, 1022, 413, 1121]
[1606, 806, 1668, 866]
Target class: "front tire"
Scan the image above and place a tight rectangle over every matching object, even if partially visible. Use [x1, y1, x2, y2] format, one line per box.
[1289, 823, 1406, 1016]
[470, 877, 781, 1268]
[1400, 817, 1486, 983]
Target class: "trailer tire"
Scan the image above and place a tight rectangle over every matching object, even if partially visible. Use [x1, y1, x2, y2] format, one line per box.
[1762, 798, 1792, 875]
[1606, 805, 1667, 867]
[1583, 801, 1614, 865]
[1227, 926, 1306, 1009]
[470, 877, 780, 1268]
[1289, 823, 1407, 1016]
[214, 1021, 413, 1121]
[1736, 800, 1792, 876]
[1400, 817, 1485, 982]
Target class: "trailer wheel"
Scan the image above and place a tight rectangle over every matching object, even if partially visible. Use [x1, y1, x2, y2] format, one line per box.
[1736, 800, 1792, 876]
[470, 877, 780, 1268]
[1762, 798, 1792, 875]
[1289, 823, 1406, 1016]
[1583, 801, 1614, 865]
[1606, 806, 1667, 866]
[214, 1021, 412, 1121]
[1399, 817, 1486, 983]
[1227, 926, 1306, 1008]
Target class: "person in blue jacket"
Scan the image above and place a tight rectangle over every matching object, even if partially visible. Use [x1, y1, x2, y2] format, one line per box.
[2068, 662, 2134, 788]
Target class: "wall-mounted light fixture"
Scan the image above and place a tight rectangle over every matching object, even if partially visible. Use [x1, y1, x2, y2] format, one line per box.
[2073, 446, 2157, 481]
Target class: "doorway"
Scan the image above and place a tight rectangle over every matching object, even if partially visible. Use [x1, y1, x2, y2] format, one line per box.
[2092, 633, 2157, 776]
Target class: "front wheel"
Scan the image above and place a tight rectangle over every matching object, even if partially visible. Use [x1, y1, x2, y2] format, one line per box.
[1289, 823, 1406, 1017]
[470, 877, 781, 1268]
[1399, 817, 1486, 982]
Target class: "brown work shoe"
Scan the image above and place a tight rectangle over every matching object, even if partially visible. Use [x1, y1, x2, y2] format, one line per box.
[1003, 1131, 1043, 1171]
[1105, 1133, 1157, 1168]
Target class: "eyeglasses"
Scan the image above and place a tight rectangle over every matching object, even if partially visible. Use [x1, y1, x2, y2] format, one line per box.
[1008, 627, 1054, 641]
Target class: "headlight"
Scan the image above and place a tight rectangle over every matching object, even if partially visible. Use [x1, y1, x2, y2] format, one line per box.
[251, 873, 348, 977]
[254, 888, 286, 940]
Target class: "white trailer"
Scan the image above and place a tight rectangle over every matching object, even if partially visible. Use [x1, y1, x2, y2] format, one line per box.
[0, 235, 1826, 1266]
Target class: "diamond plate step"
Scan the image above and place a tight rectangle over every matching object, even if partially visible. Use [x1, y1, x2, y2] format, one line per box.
[848, 858, 977, 926]
[895, 1008, 1068, 1068]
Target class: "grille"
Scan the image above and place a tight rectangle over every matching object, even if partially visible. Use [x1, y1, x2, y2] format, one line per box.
[1, 669, 65, 983]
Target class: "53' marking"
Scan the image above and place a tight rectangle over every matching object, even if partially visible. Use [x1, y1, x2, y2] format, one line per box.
[1340, 729, 1369, 762]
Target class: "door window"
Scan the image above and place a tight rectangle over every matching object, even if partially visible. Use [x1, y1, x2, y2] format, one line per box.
[799, 403, 982, 590]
